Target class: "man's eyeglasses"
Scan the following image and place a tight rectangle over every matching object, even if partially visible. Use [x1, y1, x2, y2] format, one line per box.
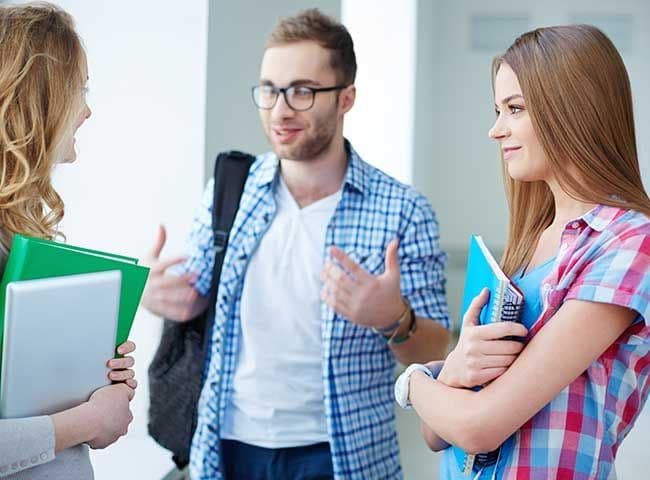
[251, 84, 347, 111]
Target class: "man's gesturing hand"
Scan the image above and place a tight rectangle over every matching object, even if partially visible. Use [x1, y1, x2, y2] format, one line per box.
[141, 225, 207, 321]
[320, 239, 406, 329]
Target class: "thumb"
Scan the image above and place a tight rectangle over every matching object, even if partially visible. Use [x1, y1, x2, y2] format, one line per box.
[148, 224, 167, 260]
[462, 288, 490, 328]
[123, 383, 136, 402]
[384, 239, 400, 277]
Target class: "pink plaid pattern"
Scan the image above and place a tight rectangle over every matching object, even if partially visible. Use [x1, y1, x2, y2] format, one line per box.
[502, 205, 650, 479]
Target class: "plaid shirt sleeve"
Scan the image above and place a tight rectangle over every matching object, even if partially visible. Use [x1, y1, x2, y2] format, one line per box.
[399, 192, 450, 329]
[175, 178, 216, 297]
[565, 230, 650, 325]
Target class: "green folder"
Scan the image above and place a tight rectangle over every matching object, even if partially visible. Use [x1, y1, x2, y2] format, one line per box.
[0, 234, 150, 373]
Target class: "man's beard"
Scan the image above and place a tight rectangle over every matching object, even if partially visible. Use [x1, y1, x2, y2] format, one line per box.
[267, 108, 338, 161]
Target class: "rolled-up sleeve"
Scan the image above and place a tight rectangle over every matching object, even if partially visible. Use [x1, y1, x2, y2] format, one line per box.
[175, 178, 217, 297]
[565, 232, 650, 325]
[399, 193, 450, 329]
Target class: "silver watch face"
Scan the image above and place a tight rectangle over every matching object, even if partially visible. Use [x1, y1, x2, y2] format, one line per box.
[394, 372, 407, 407]
[395, 366, 413, 408]
[395, 364, 432, 409]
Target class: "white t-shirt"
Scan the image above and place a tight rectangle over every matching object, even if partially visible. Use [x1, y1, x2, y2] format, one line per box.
[220, 175, 342, 448]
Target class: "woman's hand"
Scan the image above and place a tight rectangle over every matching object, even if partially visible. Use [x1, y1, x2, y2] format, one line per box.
[107, 341, 137, 389]
[438, 289, 528, 388]
[51, 342, 137, 453]
[86, 383, 135, 449]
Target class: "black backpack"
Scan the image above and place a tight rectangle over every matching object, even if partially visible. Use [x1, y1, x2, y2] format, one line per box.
[148, 150, 255, 468]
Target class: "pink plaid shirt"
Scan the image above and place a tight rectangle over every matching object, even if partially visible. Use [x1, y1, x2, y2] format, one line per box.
[500, 205, 650, 479]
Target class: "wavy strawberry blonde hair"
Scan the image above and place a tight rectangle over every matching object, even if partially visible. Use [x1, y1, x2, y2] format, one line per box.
[0, 2, 86, 250]
[494, 25, 650, 276]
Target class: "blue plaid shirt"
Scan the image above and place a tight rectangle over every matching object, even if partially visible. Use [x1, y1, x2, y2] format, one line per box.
[185, 143, 449, 479]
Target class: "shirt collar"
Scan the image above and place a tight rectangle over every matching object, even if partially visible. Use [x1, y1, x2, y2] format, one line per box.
[252, 139, 371, 195]
[342, 139, 370, 195]
[570, 204, 623, 232]
[253, 151, 280, 188]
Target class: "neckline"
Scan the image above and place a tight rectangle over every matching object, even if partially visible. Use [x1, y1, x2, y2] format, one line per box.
[276, 175, 342, 213]
[519, 255, 556, 279]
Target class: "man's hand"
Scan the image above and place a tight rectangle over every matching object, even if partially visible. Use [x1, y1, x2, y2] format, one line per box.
[438, 288, 528, 388]
[320, 239, 405, 329]
[141, 225, 208, 321]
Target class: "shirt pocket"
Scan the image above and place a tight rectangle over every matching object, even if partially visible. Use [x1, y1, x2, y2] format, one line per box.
[346, 248, 385, 276]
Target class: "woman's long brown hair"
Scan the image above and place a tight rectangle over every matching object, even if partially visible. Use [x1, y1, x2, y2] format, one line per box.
[494, 25, 650, 276]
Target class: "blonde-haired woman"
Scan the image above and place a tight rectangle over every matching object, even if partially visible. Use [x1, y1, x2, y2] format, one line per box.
[396, 25, 649, 479]
[0, 4, 136, 479]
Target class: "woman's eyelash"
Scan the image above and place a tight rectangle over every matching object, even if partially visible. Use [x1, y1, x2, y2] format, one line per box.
[495, 105, 524, 116]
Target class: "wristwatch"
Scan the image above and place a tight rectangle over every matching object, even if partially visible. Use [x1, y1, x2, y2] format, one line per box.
[394, 363, 435, 409]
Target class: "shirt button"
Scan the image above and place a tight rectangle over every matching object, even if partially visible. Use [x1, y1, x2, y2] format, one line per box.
[571, 221, 580, 229]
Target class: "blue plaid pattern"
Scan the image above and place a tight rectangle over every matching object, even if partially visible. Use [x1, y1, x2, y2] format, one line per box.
[183, 143, 449, 479]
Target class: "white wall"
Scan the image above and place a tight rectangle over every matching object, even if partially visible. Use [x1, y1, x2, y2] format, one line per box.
[48, 1, 209, 478]
[342, 0, 417, 184]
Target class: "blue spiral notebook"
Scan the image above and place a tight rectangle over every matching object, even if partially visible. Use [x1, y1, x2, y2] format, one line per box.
[460, 235, 524, 329]
[453, 235, 524, 475]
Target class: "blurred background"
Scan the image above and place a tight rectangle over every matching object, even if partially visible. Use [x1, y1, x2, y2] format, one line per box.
[12, 0, 648, 478]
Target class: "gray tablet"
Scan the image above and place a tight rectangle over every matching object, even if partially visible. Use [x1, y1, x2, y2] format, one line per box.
[0, 270, 121, 418]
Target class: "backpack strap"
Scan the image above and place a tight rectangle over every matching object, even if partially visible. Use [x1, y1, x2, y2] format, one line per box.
[203, 150, 255, 355]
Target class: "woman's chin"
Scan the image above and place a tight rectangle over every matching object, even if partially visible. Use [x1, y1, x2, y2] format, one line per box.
[507, 164, 539, 182]
[61, 149, 77, 164]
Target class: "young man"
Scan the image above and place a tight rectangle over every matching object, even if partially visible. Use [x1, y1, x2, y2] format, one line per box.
[143, 9, 450, 480]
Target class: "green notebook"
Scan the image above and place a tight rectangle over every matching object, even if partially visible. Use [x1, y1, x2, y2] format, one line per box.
[0, 234, 150, 371]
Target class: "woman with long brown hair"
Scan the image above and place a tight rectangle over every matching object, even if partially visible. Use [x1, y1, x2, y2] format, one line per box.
[0, 3, 136, 478]
[396, 25, 649, 479]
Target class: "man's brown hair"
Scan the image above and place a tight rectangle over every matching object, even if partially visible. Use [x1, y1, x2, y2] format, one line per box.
[267, 8, 356, 85]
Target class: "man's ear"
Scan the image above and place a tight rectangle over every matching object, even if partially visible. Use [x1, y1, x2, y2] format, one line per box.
[339, 84, 356, 114]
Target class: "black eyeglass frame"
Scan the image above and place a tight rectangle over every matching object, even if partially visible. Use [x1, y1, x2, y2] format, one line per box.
[251, 84, 348, 111]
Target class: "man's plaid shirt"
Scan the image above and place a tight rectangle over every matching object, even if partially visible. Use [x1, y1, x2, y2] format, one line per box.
[183, 143, 450, 479]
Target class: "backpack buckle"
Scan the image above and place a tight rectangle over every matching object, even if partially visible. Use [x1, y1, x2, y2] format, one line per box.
[214, 230, 228, 253]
